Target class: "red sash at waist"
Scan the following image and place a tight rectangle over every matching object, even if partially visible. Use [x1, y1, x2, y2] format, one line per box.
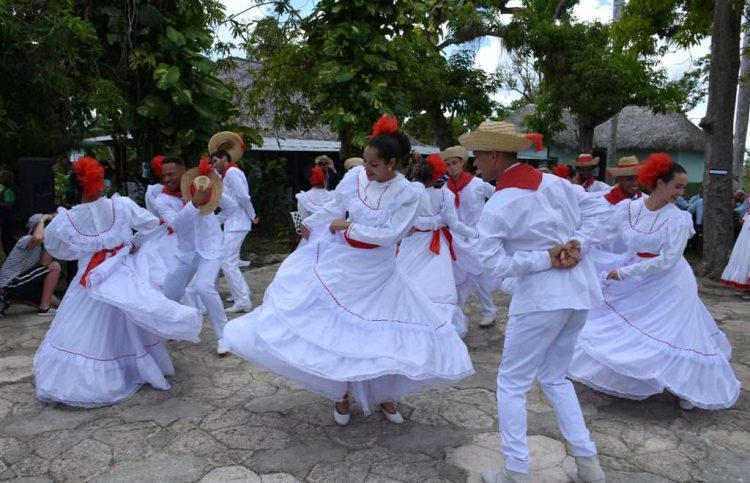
[159, 219, 174, 235]
[637, 252, 658, 258]
[415, 227, 456, 261]
[80, 244, 125, 287]
[343, 230, 379, 249]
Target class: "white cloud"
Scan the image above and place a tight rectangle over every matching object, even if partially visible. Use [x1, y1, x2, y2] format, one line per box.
[572, 0, 612, 23]
[474, 37, 505, 75]
[215, 1, 267, 57]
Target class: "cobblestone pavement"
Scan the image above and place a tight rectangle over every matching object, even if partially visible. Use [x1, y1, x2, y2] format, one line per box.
[0, 264, 747, 482]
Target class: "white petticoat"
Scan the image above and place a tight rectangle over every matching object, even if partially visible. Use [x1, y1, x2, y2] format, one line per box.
[223, 233, 475, 413]
[34, 249, 202, 407]
[721, 214, 750, 290]
[568, 256, 740, 409]
[397, 230, 467, 337]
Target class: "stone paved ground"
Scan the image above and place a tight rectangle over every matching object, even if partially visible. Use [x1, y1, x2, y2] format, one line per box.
[0, 264, 747, 482]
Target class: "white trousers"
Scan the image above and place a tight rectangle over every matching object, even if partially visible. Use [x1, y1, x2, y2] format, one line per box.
[498, 309, 597, 473]
[163, 254, 227, 340]
[457, 275, 496, 318]
[221, 230, 251, 307]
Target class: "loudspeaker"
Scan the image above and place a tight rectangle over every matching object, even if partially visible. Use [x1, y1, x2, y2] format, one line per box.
[15, 157, 56, 221]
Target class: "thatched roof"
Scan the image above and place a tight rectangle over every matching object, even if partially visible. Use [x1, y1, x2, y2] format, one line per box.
[506, 104, 705, 152]
[217, 58, 338, 141]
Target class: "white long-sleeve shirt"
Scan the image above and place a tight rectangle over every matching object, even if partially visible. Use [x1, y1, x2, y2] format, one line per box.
[296, 187, 335, 221]
[443, 176, 496, 228]
[154, 190, 237, 260]
[412, 187, 478, 240]
[221, 166, 256, 232]
[476, 164, 611, 315]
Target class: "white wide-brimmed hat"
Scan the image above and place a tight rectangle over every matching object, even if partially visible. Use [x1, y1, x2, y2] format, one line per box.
[440, 145, 469, 162]
[607, 155, 640, 177]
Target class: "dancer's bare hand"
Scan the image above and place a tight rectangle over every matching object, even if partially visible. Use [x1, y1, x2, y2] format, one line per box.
[606, 269, 621, 280]
[548, 244, 569, 268]
[252, 217, 260, 225]
[301, 224, 311, 240]
[329, 220, 351, 233]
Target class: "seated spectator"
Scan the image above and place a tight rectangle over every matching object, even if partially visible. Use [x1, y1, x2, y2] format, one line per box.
[0, 170, 17, 256]
[0, 214, 61, 316]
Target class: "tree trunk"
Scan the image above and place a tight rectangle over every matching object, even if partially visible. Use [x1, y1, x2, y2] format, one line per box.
[733, 13, 750, 192]
[606, 0, 625, 172]
[578, 123, 595, 154]
[339, 125, 357, 160]
[700, 0, 742, 279]
[426, 103, 455, 150]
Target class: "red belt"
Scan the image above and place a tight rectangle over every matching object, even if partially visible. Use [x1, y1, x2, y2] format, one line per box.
[80, 244, 125, 287]
[343, 230, 379, 249]
[637, 252, 658, 258]
[415, 227, 456, 261]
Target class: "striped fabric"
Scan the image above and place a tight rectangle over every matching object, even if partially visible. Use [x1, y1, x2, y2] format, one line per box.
[0, 235, 42, 288]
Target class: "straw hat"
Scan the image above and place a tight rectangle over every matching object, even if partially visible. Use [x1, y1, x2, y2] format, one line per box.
[458, 121, 533, 153]
[607, 155, 640, 177]
[208, 131, 245, 163]
[181, 168, 223, 216]
[440, 145, 469, 162]
[344, 157, 364, 170]
[575, 153, 600, 167]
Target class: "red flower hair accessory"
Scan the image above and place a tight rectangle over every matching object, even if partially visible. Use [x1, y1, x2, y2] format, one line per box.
[525, 133, 544, 152]
[199, 156, 212, 176]
[637, 152, 673, 190]
[151, 155, 165, 179]
[371, 114, 399, 136]
[309, 166, 326, 187]
[554, 164, 571, 179]
[425, 154, 447, 183]
[73, 157, 105, 197]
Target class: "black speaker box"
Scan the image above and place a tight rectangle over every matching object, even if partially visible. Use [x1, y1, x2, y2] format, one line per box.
[15, 157, 56, 221]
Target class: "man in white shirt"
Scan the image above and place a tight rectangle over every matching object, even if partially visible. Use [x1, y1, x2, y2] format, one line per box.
[460, 122, 608, 483]
[575, 154, 610, 194]
[155, 157, 236, 355]
[441, 145, 498, 327]
[211, 150, 258, 313]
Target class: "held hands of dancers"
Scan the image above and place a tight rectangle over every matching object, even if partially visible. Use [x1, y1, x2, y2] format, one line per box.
[329, 219, 351, 233]
[548, 240, 582, 269]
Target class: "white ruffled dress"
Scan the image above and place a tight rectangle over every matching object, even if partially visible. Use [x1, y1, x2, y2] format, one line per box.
[397, 186, 478, 337]
[34, 195, 202, 407]
[568, 198, 740, 409]
[224, 167, 474, 413]
[721, 212, 750, 290]
[133, 183, 178, 288]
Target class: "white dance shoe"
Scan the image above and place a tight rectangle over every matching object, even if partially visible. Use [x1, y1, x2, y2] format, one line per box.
[679, 399, 695, 410]
[575, 455, 606, 483]
[481, 468, 529, 483]
[479, 315, 496, 328]
[380, 404, 404, 424]
[333, 405, 350, 426]
[224, 295, 234, 302]
[216, 338, 231, 356]
[225, 304, 252, 314]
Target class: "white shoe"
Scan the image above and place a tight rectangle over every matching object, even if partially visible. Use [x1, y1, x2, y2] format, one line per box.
[216, 339, 230, 356]
[333, 405, 350, 426]
[679, 398, 695, 410]
[479, 315, 496, 328]
[481, 468, 529, 483]
[225, 303, 252, 314]
[575, 455, 606, 483]
[224, 295, 234, 302]
[380, 404, 404, 424]
[239, 259, 252, 268]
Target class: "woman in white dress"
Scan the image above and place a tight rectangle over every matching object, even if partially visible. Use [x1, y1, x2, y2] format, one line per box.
[568, 153, 740, 410]
[223, 116, 474, 425]
[34, 157, 202, 407]
[296, 166, 335, 220]
[721, 204, 750, 291]
[397, 155, 478, 337]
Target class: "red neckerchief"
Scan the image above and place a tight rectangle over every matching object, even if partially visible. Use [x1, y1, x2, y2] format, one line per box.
[447, 172, 474, 207]
[604, 186, 641, 205]
[221, 163, 238, 179]
[162, 186, 182, 198]
[496, 163, 543, 191]
[580, 176, 595, 192]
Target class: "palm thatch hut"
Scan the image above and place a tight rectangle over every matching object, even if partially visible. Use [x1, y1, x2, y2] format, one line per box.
[506, 104, 706, 183]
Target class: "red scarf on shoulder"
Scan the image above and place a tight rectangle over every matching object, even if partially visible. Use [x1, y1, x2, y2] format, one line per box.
[221, 163, 238, 179]
[604, 186, 641, 205]
[496, 163, 543, 191]
[162, 185, 182, 198]
[447, 172, 474, 207]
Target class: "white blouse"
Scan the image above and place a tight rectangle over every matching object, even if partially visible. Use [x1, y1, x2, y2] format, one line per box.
[296, 187, 335, 220]
[412, 186, 478, 240]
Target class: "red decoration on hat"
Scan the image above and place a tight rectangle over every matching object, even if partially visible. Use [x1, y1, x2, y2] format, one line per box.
[151, 155, 165, 179]
[525, 133, 544, 152]
[238, 132, 247, 151]
[73, 157, 105, 197]
[309, 166, 326, 187]
[199, 156, 212, 176]
[554, 164, 571, 179]
[425, 154, 446, 184]
[371, 114, 399, 136]
[637, 152, 673, 190]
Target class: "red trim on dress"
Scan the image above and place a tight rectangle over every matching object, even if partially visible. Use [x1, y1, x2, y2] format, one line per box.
[496, 163, 543, 191]
[50, 340, 162, 362]
[628, 201, 667, 234]
[65, 200, 117, 237]
[356, 172, 396, 210]
[636, 252, 659, 258]
[721, 279, 750, 290]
